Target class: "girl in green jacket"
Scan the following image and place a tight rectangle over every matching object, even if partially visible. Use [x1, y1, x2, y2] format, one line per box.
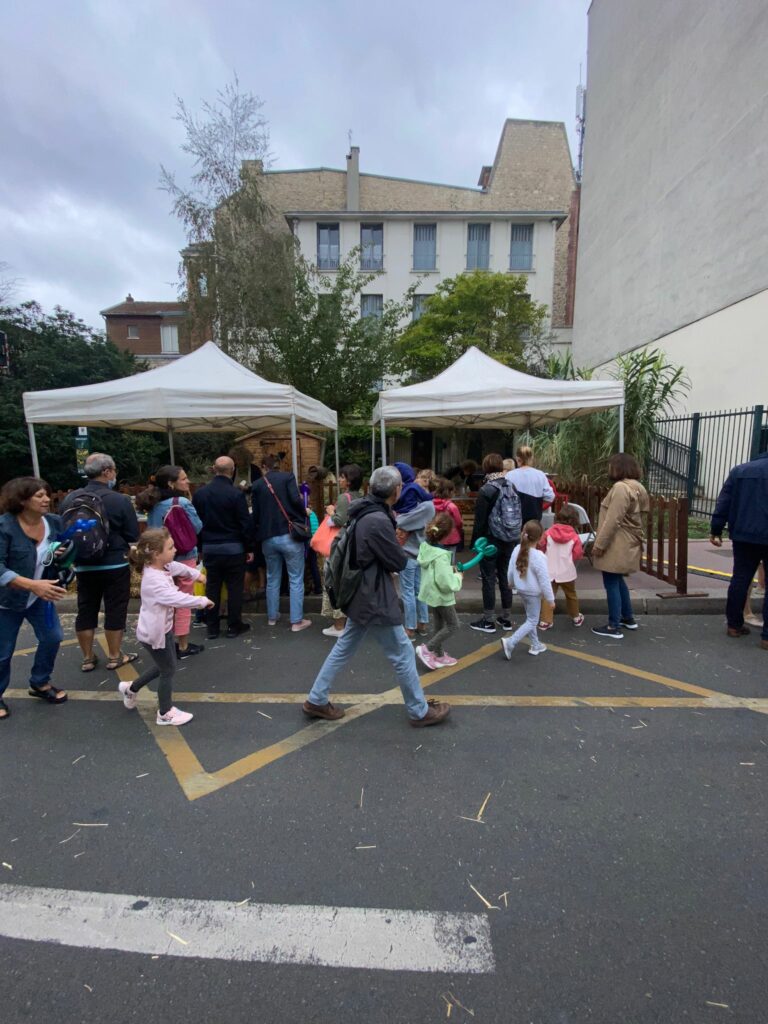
[416, 514, 464, 670]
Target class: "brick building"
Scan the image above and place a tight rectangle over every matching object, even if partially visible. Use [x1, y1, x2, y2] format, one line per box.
[101, 295, 189, 363]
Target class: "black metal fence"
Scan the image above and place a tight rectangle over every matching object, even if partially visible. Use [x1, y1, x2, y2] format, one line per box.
[648, 405, 768, 518]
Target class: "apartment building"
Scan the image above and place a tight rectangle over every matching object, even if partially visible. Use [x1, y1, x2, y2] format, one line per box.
[255, 119, 576, 340]
[101, 295, 189, 363]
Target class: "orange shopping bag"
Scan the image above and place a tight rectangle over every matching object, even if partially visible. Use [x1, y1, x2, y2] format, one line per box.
[310, 516, 339, 558]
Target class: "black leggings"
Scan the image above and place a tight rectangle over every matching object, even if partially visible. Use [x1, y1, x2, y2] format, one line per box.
[131, 631, 176, 714]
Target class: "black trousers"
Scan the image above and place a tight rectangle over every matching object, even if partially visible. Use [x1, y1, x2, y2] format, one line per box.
[726, 541, 768, 638]
[204, 553, 246, 631]
[480, 538, 515, 615]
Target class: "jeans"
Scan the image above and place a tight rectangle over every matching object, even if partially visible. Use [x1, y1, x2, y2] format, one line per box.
[263, 534, 306, 623]
[480, 539, 514, 617]
[426, 606, 460, 656]
[727, 541, 768, 638]
[132, 631, 176, 715]
[0, 599, 64, 697]
[602, 571, 634, 628]
[507, 592, 543, 650]
[204, 553, 246, 630]
[399, 557, 428, 630]
[308, 620, 429, 720]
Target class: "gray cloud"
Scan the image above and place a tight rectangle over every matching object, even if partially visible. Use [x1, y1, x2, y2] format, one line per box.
[0, 0, 587, 329]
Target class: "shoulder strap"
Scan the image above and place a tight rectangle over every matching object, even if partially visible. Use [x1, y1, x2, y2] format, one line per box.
[264, 476, 292, 526]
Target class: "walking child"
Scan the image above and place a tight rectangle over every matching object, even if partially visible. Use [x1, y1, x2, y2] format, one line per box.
[538, 504, 585, 630]
[500, 520, 555, 659]
[120, 528, 213, 726]
[415, 513, 463, 669]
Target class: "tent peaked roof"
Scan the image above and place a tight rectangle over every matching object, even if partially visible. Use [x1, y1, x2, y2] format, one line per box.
[372, 346, 624, 429]
[23, 341, 337, 433]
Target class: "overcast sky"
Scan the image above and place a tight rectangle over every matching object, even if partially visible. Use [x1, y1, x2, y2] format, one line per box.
[0, 0, 588, 330]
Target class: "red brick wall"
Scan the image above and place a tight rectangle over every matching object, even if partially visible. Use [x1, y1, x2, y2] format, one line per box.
[105, 316, 191, 357]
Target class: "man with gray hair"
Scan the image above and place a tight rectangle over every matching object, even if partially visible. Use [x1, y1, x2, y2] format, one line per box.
[59, 452, 139, 672]
[303, 466, 450, 727]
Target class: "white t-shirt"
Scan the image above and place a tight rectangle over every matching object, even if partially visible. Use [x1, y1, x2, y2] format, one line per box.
[27, 519, 51, 608]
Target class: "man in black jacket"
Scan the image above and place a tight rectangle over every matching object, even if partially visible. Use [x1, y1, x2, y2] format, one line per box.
[303, 465, 450, 727]
[192, 456, 252, 639]
[60, 452, 140, 672]
[710, 450, 768, 647]
[251, 454, 311, 632]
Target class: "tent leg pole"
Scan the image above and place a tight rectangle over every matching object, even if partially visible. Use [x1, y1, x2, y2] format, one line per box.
[618, 404, 625, 453]
[371, 427, 375, 472]
[290, 414, 299, 479]
[168, 427, 175, 464]
[334, 429, 340, 481]
[380, 419, 386, 467]
[28, 423, 40, 477]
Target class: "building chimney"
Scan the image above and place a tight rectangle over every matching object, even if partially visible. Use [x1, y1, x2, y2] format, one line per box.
[346, 146, 360, 211]
[125, 293, 134, 302]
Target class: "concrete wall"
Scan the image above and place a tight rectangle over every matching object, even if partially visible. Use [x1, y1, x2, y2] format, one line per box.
[293, 217, 558, 321]
[573, 0, 768, 400]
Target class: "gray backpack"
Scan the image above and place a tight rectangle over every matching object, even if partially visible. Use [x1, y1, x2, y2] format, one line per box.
[486, 479, 522, 542]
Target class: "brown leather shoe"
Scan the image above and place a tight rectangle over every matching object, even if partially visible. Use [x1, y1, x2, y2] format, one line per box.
[761, 640, 768, 651]
[727, 626, 750, 637]
[410, 699, 451, 727]
[302, 700, 345, 721]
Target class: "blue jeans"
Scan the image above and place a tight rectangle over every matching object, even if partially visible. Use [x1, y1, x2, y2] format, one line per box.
[399, 557, 428, 630]
[602, 572, 634, 628]
[0, 599, 64, 697]
[263, 534, 305, 624]
[308, 620, 429, 720]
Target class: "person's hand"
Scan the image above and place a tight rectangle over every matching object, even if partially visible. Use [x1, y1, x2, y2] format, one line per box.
[31, 580, 68, 602]
[709, 535, 723, 548]
[395, 528, 408, 546]
[592, 545, 605, 558]
[325, 504, 336, 516]
[203, 598, 215, 609]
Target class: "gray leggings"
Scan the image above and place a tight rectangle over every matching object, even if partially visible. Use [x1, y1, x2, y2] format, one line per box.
[130, 631, 177, 714]
[426, 606, 460, 656]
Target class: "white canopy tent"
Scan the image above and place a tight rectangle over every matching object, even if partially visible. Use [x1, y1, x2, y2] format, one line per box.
[23, 341, 339, 479]
[371, 346, 626, 464]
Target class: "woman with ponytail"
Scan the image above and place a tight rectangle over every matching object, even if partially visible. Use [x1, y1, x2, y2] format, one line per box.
[500, 520, 555, 660]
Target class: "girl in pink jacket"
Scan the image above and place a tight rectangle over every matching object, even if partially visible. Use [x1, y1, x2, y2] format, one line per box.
[538, 505, 584, 630]
[119, 528, 212, 726]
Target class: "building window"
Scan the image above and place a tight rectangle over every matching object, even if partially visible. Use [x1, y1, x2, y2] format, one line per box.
[317, 223, 340, 270]
[360, 223, 384, 271]
[412, 294, 430, 321]
[467, 223, 490, 270]
[127, 325, 140, 339]
[361, 294, 384, 319]
[160, 324, 179, 354]
[413, 224, 437, 271]
[510, 224, 534, 271]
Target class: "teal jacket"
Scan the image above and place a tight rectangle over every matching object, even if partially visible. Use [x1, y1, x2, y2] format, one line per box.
[417, 542, 463, 607]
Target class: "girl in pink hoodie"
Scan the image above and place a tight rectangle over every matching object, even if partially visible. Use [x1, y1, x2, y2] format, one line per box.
[119, 529, 212, 726]
[538, 505, 584, 630]
[432, 478, 464, 550]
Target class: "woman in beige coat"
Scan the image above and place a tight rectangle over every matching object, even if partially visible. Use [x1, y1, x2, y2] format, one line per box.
[591, 454, 650, 639]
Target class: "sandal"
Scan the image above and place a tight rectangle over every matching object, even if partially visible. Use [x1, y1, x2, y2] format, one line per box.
[81, 654, 99, 673]
[28, 685, 67, 704]
[106, 652, 139, 671]
[0, 698, 10, 720]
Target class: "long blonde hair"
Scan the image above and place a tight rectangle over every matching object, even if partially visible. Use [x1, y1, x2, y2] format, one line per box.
[516, 519, 543, 577]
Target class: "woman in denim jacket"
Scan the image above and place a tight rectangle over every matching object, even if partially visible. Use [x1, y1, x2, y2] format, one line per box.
[0, 477, 69, 720]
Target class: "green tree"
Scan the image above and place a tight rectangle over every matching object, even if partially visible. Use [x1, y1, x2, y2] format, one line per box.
[0, 302, 167, 488]
[396, 270, 550, 381]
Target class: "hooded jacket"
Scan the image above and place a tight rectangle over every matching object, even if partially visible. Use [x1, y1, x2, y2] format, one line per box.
[395, 499, 436, 557]
[343, 495, 408, 627]
[392, 463, 431, 514]
[417, 542, 463, 607]
[539, 523, 583, 583]
[432, 497, 463, 546]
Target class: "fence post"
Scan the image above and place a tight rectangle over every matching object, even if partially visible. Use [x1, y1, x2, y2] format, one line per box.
[676, 497, 689, 595]
[750, 405, 765, 460]
[686, 412, 700, 504]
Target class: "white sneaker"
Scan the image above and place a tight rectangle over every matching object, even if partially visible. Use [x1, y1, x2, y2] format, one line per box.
[118, 680, 137, 710]
[528, 643, 547, 656]
[322, 625, 345, 638]
[500, 637, 515, 661]
[156, 706, 193, 726]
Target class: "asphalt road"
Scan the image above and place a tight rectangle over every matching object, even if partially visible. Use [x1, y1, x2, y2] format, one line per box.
[2, 611, 767, 1023]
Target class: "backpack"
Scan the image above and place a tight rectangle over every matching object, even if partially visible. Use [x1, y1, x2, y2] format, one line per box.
[162, 497, 198, 553]
[61, 490, 110, 563]
[324, 505, 378, 613]
[486, 479, 522, 542]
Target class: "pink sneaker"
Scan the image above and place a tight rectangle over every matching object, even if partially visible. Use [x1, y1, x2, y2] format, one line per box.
[118, 680, 137, 709]
[415, 645, 439, 670]
[434, 653, 458, 667]
[156, 706, 193, 726]
[290, 619, 312, 633]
